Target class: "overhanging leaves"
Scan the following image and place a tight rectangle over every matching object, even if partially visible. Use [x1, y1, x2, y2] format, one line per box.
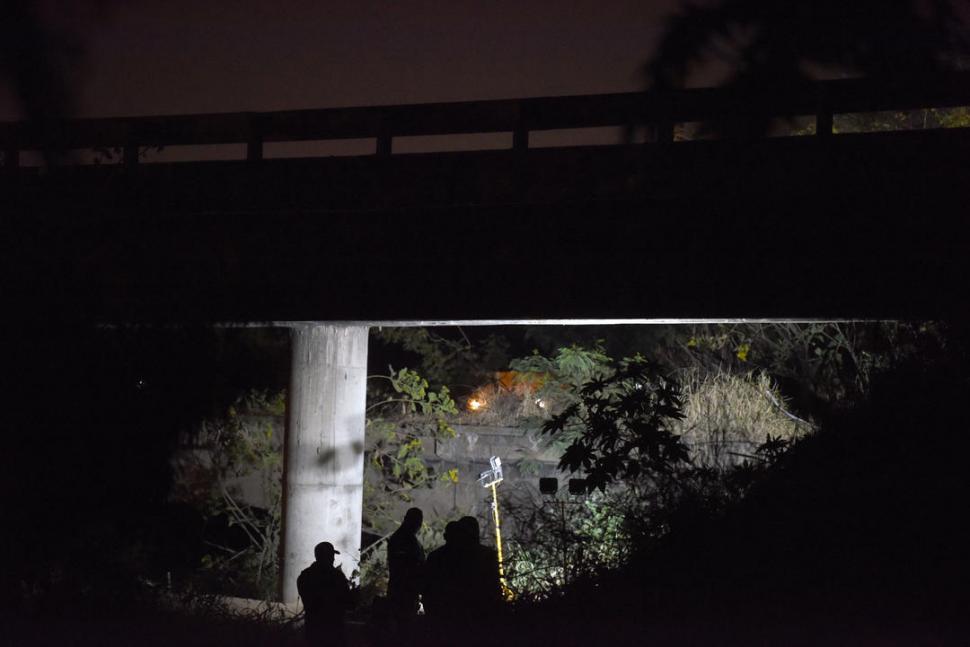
[544, 356, 691, 491]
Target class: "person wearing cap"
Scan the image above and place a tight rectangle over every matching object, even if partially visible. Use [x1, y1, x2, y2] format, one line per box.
[297, 541, 352, 646]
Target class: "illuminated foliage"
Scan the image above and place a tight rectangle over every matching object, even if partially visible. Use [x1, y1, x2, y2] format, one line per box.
[542, 356, 690, 493]
[661, 322, 947, 418]
[174, 367, 460, 598]
[504, 488, 633, 599]
[364, 367, 459, 531]
[172, 389, 285, 599]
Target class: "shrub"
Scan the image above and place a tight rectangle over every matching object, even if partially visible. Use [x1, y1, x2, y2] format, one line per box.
[674, 369, 811, 469]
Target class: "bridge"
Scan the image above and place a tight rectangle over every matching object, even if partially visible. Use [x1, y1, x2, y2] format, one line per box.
[4, 73, 970, 322]
[4, 73, 969, 601]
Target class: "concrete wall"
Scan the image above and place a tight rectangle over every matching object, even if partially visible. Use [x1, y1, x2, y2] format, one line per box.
[172, 414, 565, 566]
[174, 419, 562, 526]
[405, 424, 562, 523]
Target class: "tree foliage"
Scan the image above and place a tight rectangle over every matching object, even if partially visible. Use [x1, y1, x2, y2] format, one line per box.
[509, 344, 613, 436]
[542, 356, 691, 492]
[174, 366, 459, 598]
[648, 0, 968, 90]
[171, 389, 285, 599]
[656, 321, 946, 419]
[511, 343, 611, 391]
[364, 367, 459, 532]
[645, 0, 970, 137]
[504, 488, 632, 600]
[373, 327, 510, 388]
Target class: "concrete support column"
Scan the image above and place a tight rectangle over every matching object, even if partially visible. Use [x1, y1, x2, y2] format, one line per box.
[281, 324, 368, 603]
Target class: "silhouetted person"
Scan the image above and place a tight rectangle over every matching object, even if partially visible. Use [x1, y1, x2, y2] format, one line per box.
[421, 517, 503, 646]
[297, 541, 352, 646]
[458, 516, 503, 610]
[387, 507, 425, 641]
[423, 521, 465, 624]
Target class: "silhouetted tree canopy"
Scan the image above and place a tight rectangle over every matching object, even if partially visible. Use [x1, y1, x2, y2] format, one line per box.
[648, 0, 970, 91]
[0, 0, 79, 124]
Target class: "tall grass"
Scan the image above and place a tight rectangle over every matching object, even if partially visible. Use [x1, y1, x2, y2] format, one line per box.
[674, 369, 811, 469]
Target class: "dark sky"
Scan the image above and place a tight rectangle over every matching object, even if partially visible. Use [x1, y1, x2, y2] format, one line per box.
[0, 0, 682, 120]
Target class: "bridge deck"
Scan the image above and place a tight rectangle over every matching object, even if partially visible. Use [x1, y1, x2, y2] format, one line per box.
[3, 77, 969, 323]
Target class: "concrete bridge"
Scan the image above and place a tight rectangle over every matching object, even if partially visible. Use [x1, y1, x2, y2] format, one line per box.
[4, 74, 969, 601]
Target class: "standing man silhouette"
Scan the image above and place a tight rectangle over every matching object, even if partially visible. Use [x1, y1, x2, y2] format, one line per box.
[423, 517, 503, 646]
[387, 507, 425, 642]
[297, 541, 352, 646]
[423, 521, 464, 622]
[458, 516, 502, 610]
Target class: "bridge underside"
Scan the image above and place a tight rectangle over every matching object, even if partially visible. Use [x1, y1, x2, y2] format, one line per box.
[5, 127, 969, 324]
[6, 127, 969, 602]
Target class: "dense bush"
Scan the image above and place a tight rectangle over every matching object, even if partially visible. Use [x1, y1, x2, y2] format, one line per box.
[505, 337, 970, 644]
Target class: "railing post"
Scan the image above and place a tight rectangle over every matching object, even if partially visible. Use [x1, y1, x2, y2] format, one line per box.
[513, 101, 530, 151]
[248, 139, 263, 161]
[655, 92, 674, 144]
[247, 137, 263, 161]
[376, 134, 392, 156]
[123, 143, 139, 167]
[376, 110, 392, 156]
[655, 121, 674, 144]
[816, 84, 833, 137]
[247, 113, 264, 162]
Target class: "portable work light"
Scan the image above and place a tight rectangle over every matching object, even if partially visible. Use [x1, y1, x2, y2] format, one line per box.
[478, 456, 511, 599]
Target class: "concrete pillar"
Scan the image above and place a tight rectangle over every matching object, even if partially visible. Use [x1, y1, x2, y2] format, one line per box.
[281, 324, 368, 603]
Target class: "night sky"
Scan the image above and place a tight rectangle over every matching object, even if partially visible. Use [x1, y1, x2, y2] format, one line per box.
[0, 0, 680, 120]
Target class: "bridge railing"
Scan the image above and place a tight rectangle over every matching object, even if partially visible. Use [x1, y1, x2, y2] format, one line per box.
[2, 72, 969, 167]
